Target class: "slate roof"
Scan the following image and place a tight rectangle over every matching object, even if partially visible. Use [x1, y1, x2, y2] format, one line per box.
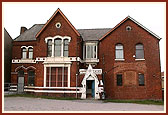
[14, 24, 44, 41]
[14, 24, 111, 41]
[77, 28, 111, 41]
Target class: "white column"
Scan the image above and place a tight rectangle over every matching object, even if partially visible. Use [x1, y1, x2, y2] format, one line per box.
[44, 65, 46, 87]
[68, 65, 71, 87]
[51, 39, 54, 57]
[61, 39, 64, 57]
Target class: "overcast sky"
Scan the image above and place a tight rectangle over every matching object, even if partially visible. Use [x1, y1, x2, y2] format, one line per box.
[2, 2, 166, 72]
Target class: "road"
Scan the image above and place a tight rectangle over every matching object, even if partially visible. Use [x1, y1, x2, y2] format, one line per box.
[4, 97, 164, 112]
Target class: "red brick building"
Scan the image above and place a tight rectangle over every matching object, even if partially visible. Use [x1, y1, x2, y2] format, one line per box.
[11, 8, 162, 100]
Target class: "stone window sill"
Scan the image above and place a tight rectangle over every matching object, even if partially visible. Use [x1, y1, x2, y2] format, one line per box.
[115, 59, 125, 61]
[135, 59, 145, 61]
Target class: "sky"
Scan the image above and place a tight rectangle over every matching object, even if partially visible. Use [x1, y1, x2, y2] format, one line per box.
[2, 2, 166, 72]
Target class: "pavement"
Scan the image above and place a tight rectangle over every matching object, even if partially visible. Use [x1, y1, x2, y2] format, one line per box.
[4, 97, 164, 112]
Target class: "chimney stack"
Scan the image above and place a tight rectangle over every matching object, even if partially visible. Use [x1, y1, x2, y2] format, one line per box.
[20, 27, 27, 34]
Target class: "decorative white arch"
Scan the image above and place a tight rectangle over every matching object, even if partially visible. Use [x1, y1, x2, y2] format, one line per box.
[15, 65, 36, 72]
[45, 35, 71, 57]
[45, 35, 71, 43]
[81, 64, 100, 99]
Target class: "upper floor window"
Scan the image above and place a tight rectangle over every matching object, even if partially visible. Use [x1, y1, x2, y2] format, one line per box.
[47, 40, 52, 57]
[46, 36, 71, 57]
[22, 48, 27, 59]
[54, 39, 62, 57]
[115, 44, 124, 59]
[138, 73, 145, 86]
[63, 39, 69, 57]
[28, 48, 33, 59]
[85, 43, 97, 59]
[136, 44, 144, 59]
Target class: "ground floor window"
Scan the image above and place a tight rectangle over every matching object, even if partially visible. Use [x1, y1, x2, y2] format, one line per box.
[28, 70, 35, 86]
[46, 67, 68, 87]
[138, 74, 145, 86]
[117, 74, 122, 86]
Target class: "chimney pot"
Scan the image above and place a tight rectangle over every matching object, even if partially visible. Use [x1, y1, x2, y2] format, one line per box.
[20, 27, 27, 34]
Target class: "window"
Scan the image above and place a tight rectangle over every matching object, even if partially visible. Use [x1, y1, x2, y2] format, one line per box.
[28, 70, 35, 86]
[115, 44, 124, 59]
[55, 22, 61, 28]
[63, 39, 69, 57]
[47, 40, 52, 57]
[138, 74, 144, 86]
[28, 48, 33, 59]
[117, 74, 122, 86]
[54, 39, 62, 57]
[46, 67, 68, 87]
[22, 48, 27, 59]
[86, 43, 97, 59]
[136, 44, 144, 59]
[126, 26, 132, 31]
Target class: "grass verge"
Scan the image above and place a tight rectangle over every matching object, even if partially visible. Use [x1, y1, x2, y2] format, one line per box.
[103, 99, 164, 105]
[4, 93, 78, 100]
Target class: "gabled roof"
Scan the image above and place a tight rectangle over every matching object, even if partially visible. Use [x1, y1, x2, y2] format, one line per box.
[77, 28, 111, 41]
[35, 8, 80, 38]
[99, 16, 161, 41]
[14, 24, 44, 41]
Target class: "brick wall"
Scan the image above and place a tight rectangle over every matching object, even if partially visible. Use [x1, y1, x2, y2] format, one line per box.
[98, 19, 162, 99]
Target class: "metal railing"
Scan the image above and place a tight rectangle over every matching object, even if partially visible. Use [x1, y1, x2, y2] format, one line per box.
[4, 83, 19, 95]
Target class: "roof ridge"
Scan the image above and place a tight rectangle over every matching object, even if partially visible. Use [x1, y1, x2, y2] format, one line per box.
[77, 28, 112, 30]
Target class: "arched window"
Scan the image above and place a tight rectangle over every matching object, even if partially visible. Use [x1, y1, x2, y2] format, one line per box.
[28, 70, 35, 86]
[28, 48, 33, 59]
[47, 40, 52, 57]
[54, 38, 62, 57]
[115, 44, 124, 59]
[136, 44, 144, 59]
[63, 39, 69, 57]
[22, 48, 27, 59]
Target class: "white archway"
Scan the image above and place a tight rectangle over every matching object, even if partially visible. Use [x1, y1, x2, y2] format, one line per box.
[81, 65, 100, 99]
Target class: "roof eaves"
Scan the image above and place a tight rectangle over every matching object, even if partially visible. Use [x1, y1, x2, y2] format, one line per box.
[127, 16, 161, 40]
[99, 16, 129, 41]
[35, 8, 80, 38]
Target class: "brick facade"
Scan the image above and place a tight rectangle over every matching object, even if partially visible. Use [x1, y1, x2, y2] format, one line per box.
[11, 9, 162, 100]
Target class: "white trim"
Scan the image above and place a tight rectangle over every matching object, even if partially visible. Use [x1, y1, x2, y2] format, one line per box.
[85, 42, 98, 60]
[45, 35, 71, 58]
[15, 65, 36, 72]
[24, 86, 81, 89]
[44, 66, 46, 87]
[12, 59, 36, 63]
[128, 16, 161, 40]
[81, 64, 102, 99]
[135, 59, 145, 61]
[43, 63, 71, 88]
[115, 59, 125, 61]
[24, 89, 82, 93]
[28, 46, 33, 49]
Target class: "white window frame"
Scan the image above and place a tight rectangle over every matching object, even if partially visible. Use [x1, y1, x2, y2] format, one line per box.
[44, 64, 71, 88]
[45, 35, 71, 57]
[85, 42, 97, 59]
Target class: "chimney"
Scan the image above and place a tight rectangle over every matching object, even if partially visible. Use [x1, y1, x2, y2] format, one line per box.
[20, 27, 27, 34]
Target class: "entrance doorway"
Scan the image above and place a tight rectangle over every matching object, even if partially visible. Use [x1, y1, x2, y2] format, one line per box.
[86, 80, 95, 98]
[17, 70, 24, 93]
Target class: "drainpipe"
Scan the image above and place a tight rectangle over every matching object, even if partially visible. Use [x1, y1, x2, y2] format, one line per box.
[76, 73, 78, 98]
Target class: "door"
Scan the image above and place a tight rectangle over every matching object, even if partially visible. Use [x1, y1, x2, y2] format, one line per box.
[17, 70, 24, 93]
[91, 80, 95, 98]
[86, 80, 95, 98]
